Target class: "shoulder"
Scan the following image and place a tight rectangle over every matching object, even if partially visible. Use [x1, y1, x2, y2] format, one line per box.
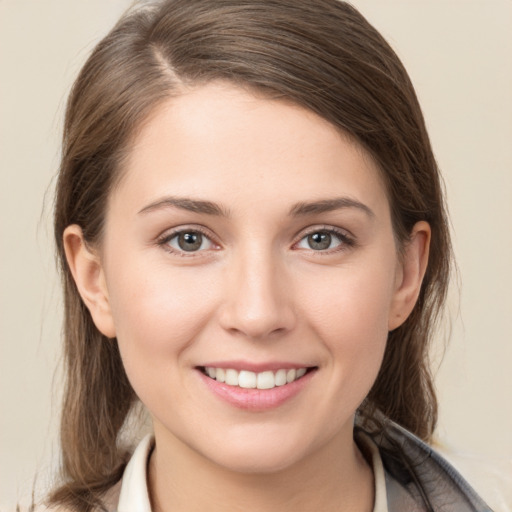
[28, 436, 151, 512]
[434, 443, 512, 512]
[17, 502, 69, 512]
[361, 420, 495, 512]
[21, 505, 68, 512]
[28, 481, 122, 512]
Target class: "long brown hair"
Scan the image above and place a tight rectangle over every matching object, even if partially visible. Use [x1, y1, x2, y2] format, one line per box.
[51, 0, 451, 509]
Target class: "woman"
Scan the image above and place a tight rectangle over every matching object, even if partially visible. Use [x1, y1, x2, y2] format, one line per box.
[46, 0, 492, 510]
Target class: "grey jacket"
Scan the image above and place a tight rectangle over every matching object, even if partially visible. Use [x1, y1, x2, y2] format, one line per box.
[363, 420, 493, 511]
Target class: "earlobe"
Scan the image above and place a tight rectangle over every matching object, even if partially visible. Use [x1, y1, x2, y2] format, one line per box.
[63, 225, 116, 338]
[388, 221, 431, 331]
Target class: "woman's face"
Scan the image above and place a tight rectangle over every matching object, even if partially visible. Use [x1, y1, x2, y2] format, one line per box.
[74, 82, 426, 473]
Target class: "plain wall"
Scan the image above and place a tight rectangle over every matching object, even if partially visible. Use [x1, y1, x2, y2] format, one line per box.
[1, 0, 511, 509]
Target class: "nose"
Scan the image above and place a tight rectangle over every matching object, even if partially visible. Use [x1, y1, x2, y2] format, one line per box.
[218, 245, 296, 340]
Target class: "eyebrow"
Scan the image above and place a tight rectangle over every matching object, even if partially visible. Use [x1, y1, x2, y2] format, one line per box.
[138, 196, 374, 218]
[138, 197, 230, 217]
[289, 197, 375, 218]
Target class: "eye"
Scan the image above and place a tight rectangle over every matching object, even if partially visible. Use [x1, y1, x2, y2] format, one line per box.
[295, 229, 353, 252]
[163, 230, 216, 253]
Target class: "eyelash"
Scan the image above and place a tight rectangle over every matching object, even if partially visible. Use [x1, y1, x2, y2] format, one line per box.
[293, 226, 356, 255]
[156, 225, 356, 257]
[157, 226, 219, 257]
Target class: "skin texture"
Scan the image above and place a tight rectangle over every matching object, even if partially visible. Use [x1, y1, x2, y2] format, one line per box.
[64, 82, 430, 512]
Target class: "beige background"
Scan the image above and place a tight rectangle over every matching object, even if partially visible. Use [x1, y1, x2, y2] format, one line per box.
[1, 0, 511, 509]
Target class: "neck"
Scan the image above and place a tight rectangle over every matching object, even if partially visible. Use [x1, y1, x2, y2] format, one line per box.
[148, 425, 374, 512]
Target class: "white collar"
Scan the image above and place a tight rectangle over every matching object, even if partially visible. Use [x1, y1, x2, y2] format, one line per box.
[355, 431, 389, 512]
[116, 433, 388, 512]
[117, 434, 154, 512]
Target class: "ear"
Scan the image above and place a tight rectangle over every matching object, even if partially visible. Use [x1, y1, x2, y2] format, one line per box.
[388, 221, 431, 331]
[63, 225, 116, 338]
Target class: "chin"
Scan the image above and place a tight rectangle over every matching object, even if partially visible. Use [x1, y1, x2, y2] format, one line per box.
[194, 425, 331, 475]
[207, 445, 306, 475]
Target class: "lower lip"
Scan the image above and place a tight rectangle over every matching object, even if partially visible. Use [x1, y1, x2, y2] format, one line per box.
[198, 369, 316, 411]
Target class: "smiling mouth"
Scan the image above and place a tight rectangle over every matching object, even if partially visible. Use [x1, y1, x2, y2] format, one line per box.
[199, 366, 316, 390]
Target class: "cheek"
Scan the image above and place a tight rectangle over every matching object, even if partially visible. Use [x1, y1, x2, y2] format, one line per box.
[298, 261, 395, 388]
[104, 254, 219, 380]
[301, 261, 395, 341]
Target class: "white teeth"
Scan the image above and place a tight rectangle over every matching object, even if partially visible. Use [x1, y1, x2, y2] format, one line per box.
[275, 369, 287, 386]
[203, 366, 310, 389]
[257, 371, 275, 390]
[239, 370, 257, 389]
[225, 369, 239, 386]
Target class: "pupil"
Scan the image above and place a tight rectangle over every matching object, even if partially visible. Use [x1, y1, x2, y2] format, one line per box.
[178, 232, 202, 251]
[308, 232, 331, 250]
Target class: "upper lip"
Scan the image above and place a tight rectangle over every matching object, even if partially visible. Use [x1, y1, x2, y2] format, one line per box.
[197, 360, 316, 373]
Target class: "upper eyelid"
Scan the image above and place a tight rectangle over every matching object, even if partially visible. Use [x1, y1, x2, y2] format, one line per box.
[293, 224, 354, 241]
[157, 224, 217, 242]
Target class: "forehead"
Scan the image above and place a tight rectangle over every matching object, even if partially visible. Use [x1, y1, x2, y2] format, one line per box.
[110, 82, 389, 218]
